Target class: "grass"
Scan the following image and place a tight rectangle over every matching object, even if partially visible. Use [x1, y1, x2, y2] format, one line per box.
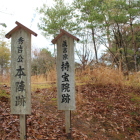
[31, 74, 57, 91]
[0, 74, 10, 83]
[130, 111, 139, 116]
[0, 65, 140, 99]
[31, 83, 52, 91]
[76, 66, 124, 86]
[0, 89, 10, 98]
[51, 98, 57, 101]
[0, 65, 139, 88]
[127, 92, 140, 102]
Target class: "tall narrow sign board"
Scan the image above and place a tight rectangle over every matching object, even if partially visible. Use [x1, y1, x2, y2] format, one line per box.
[5, 21, 37, 140]
[52, 29, 79, 137]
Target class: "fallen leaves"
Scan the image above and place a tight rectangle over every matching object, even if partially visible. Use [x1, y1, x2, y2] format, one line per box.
[0, 84, 140, 139]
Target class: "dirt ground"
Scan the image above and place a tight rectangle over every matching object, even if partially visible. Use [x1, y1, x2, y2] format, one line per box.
[0, 84, 140, 140]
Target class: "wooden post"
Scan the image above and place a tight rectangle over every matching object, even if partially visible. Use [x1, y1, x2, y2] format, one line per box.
[20, 115, 26, 140]
[65, 110, 71, 139]
[5, 21, 37, 140]
[52, 29, 79, 138]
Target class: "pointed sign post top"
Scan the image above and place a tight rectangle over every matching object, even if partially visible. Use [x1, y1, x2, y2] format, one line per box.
[5, 21, 37, 39]
[51, 29, 79, 44]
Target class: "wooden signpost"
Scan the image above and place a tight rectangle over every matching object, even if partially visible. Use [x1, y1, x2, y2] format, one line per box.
[5, 21, 37, 140]
[52, 29, 79, 138]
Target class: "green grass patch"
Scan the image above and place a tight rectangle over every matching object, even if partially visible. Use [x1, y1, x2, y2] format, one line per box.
[0, 83, 10, 87]
[0, 89, 10, 98]
[130, 111, 139, 116]
[51, 98, 57, 101]
[129, 93, 140, 101]
[31, 83, 55, 91]
[76, 82, 87, 86]
[127, 92, 140, 104]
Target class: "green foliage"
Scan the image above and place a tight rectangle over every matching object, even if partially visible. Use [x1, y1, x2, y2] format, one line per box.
[37, 0, 77, 38]
[37, 0, 140, 71]
[73, 0, 104, 28]
[0, 23, 7, 28]
[99, 0, 140, 71]
[73, 0, 105, 62]
[0, 30, 10, 75]
[31, 48, 55, 75]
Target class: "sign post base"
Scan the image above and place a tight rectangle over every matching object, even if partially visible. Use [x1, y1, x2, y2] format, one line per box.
[65, 110, 72, 139]
[20, 114, 27, 140]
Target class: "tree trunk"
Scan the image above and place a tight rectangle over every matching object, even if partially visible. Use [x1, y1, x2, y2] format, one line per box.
[91, 28, 98, 63]
[129, 0, 137, 72]
[106, 23, 112, 48]
[0, 65, 3, 75]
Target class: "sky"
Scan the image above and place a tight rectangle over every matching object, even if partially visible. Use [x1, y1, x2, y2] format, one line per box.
[0, 0, 106, 60]
[0, 0, 54, 51]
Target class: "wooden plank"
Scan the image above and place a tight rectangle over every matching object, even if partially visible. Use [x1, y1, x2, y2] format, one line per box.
[5, 21, 37, 39]
[60, 29, 79, 41]
[56, 34, 75, 110]
[52, 29, 79, 44]
[65, 110, 71, 133]
[15, 21, 37, 37]
[20, 114, 26, 140]
[10, 28, 31, 114]
[5, 26, 20, 39]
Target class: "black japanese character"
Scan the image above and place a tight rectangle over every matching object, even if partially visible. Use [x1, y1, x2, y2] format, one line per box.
[17, 45, 23, 53]
[61, 94, 70, 103]
[61, 83, 70, 92]
[62, 72, 69, 82]
[18, 37, 24, 45]
[15, 66, 26, 78]
[61, 61, 69, 71]
[17, 55, 24, 62]
[16, 80, 25, 92]
[15, 95, 26, 106]
[63, 54, 68, 60]
[62, 40, 67, 47]
[63, 47, 67, 53]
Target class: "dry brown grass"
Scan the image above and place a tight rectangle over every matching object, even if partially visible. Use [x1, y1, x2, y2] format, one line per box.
[126, 71, 140, 87]
[76, 66, 124, 86]
[31, 70, 56, 84]
[0, 74, 10, 85]
[31, 75, 47, 83]
[46, 69, 57, 81]
[1, 65, 140, 88]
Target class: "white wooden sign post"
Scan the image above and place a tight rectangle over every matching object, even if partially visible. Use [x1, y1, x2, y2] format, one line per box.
[5, 21, 37, 140]
[52, 29, 79, 138]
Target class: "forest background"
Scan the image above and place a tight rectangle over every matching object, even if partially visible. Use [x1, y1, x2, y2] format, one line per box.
[0, 0, 140, 139]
